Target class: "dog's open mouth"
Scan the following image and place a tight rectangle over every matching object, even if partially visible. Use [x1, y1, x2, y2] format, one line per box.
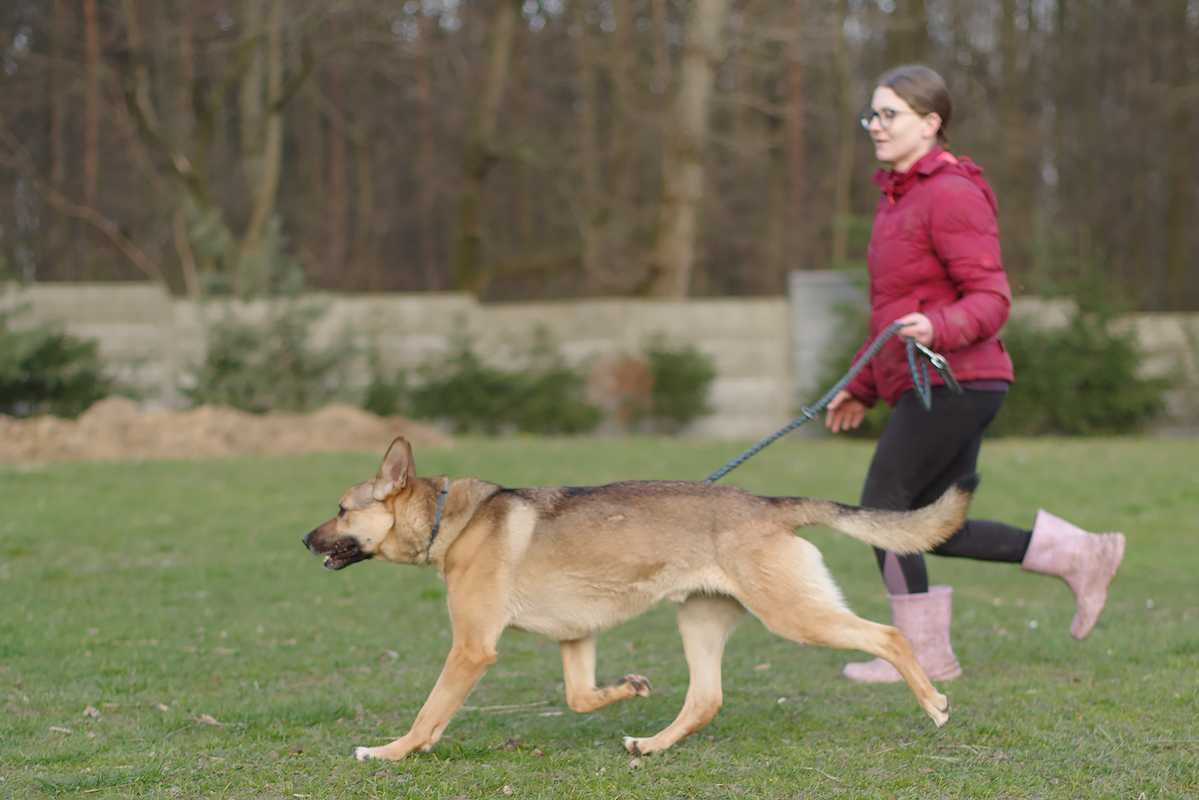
[312, 539, 371, 571]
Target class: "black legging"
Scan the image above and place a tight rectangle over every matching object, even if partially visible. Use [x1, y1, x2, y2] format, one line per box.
[861, 386, 1032, 595]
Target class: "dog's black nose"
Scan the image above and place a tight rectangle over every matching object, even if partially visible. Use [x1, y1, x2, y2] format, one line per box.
[303, 530, 315, 549]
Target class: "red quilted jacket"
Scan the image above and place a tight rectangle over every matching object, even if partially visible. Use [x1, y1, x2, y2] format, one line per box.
[845, 146, 1014, 408]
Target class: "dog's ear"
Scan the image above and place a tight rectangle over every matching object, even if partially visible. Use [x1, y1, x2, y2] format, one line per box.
[373, 436, 414, 500]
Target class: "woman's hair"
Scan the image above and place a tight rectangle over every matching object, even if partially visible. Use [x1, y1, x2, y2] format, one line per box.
[877, 64, 952, 143]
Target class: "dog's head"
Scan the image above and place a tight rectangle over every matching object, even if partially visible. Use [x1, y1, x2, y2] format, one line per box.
[302, 436, 423, 570]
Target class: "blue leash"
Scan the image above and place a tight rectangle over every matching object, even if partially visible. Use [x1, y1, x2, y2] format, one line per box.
[703, 321, 962, 484]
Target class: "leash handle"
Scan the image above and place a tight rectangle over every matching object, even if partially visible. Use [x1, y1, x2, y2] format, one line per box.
[704, 322, 957, 484]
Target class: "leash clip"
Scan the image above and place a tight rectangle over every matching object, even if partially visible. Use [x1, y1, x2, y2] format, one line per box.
[909, 340, 962, 394]
[909, 340, 946, 369]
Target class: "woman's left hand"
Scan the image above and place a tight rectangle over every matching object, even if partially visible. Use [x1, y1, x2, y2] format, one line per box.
[895, 312, 934, 346]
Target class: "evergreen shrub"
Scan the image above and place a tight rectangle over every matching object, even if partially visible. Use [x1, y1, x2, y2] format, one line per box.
[185, 300, 343, 413]
[0, 306, 113, 418]
[407, 330, 601, 435]
[642, 338, 716, 433]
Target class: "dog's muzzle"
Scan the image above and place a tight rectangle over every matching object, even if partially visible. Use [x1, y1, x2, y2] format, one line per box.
[303, 529, 371, 571]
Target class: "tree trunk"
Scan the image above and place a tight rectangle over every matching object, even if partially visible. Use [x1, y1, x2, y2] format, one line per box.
[644, 0, 730, 298]
[452, 0, 522, 294]
[999, 0, 1033, 281]
[574, 3, 604, 292]
[884, 0, 928, 66]
[416, 12, 440, 290]
[50, 0, 67, 188]
[121, 0, 157, 130]
[176, 4, 195, 139]
[324, 112, 349, 288]
[83, 0, 100, 207]
[608, 0, 638, 281]
[784, 1, 806, 275]
[171, 4, 200, 298]
[830, 7, 855, 269]
[1164, 0, 1195, 308]
[353, 139, 376, 288]
[651, 0, 671, 96]
[237, 0, 286, 293]
[45, 0, 71, 278]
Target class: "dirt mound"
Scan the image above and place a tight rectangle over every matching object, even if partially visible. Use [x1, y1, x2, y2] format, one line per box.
[0, 397, 451, 463]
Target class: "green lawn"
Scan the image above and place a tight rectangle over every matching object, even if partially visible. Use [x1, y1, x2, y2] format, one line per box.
[2, 437, 1197, 799]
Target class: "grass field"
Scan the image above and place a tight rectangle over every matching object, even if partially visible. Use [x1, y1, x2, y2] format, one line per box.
[2, 436, 1197, 799]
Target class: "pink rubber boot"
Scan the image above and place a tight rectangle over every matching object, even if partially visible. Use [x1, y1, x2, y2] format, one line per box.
[1022, 510, 1126, 639]
[842, 585, 963, 684]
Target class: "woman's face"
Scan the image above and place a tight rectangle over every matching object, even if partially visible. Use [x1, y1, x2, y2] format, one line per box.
[865, 86, 941, 172]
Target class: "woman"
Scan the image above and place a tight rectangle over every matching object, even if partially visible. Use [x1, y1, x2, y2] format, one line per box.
[826, 64, 1126, 682]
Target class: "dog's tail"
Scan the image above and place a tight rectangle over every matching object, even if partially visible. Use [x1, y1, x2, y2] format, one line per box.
[771, 475, 979, 554]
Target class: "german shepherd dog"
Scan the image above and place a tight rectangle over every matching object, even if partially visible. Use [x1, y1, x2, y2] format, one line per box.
[302, 437, 975, 761]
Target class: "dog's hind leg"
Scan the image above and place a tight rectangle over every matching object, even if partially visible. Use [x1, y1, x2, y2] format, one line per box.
[560, 635, 652, 713]
[622, 594, 746, 756]
[728, 532, 949, 728]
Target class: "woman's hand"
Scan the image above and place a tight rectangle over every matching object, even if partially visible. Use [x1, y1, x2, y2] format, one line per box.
[825, 389, 867, 433]
[895, 312, 934, 346]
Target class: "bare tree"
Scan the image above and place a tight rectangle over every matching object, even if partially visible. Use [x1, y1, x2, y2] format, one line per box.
[1164, 0, 1196, 306]
[644, 0, 731, 297]
[116, 2, 314, 297]
[782, 2, 807, 278]
[2, 1, 1195, 308]
[235, 0, 287, 294]
[414, 11, 441, 290]
[82, 0, 100, 207]
[452, 0, 522, 294]
[829, 5, 856, 270]
[574, 1, 605, 292]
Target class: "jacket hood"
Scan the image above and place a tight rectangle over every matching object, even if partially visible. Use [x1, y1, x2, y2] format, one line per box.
[873, 147, 998, 214]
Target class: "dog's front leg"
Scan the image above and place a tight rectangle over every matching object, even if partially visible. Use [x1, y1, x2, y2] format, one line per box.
[355, 571, 507, 763]
[354, 641, 497, 762]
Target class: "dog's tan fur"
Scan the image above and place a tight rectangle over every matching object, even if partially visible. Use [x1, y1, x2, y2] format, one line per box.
[302, 437, 975, 761]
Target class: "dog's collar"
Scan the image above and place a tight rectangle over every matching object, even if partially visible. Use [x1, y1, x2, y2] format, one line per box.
[424, 478, 450, 564]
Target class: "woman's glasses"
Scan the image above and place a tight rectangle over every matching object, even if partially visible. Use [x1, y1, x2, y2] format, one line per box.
[859, 107, 915, 131]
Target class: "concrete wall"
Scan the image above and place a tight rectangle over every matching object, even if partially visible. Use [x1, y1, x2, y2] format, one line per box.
[5, 281, 1198, 435]
[1, 284, 791, 437]
[1117, 314, 1199, 426]
[787, 270, 866, 404]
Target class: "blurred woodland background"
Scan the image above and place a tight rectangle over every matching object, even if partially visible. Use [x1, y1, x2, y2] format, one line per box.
[1, 1, 1196, 307]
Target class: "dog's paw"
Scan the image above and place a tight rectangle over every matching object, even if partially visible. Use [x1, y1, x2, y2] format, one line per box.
[927, 692, 950, 728]
[620, 674, 653, 698]
[354, 746, 374, 762]
[622, 736, 643, 756]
